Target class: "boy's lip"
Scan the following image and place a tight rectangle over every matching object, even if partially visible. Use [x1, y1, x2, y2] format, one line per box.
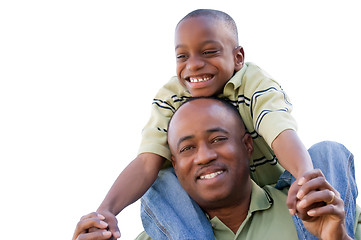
[183, 74, 214, 90]
[185, 74, 214, 83]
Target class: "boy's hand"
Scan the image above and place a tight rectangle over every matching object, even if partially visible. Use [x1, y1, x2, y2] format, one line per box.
[96, 209, 121, 240]
[72, 212, 112, 240]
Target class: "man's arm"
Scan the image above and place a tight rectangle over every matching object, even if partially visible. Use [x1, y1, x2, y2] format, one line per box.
[97, 153, 165, 239]
[296, 169, 352, 240]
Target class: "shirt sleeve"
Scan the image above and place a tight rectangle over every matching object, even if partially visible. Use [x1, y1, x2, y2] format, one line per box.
[138, 77, 188, 161]
[244, 65, 298, 147]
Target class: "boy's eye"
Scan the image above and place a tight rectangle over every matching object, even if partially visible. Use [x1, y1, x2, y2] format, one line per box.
[176, 54, 187, 61]
[203, 50, 219, 56]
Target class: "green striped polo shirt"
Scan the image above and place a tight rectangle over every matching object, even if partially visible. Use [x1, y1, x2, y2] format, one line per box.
[139, 62, 297, 186]
[135, 181, 361, 240]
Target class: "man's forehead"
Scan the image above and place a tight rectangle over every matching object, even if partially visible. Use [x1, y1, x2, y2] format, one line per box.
[169, 99, 236, 132]
[172, 99, 220, 119]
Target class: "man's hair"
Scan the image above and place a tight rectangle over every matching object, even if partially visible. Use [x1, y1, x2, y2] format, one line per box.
[177, 9, 239, 45]
[168, 96, 246, 132]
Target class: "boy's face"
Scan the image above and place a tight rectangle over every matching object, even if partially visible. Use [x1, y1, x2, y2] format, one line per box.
[175, 16, 244, 97]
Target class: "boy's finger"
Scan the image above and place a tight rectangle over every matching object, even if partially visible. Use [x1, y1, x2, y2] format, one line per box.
[107, 220, 121, 239]
[80, 212, 105, 221]
[298, 169, 324, 184]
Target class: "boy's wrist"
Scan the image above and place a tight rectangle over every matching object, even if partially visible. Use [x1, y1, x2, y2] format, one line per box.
[97, 204, 117, 216]
[294, 166, 314, 180]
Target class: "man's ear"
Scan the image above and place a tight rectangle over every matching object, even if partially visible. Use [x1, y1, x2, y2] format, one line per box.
[234, 46, 245, 71]
[242, 133, 253, 158]
[171, 155, 177, 171]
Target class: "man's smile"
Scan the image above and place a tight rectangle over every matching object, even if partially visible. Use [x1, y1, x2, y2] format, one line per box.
[199, 170, 224, 179]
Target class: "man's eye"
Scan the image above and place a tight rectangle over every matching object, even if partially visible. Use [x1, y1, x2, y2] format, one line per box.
[180, 145, 193, 153]
[212, 136, 227, 143]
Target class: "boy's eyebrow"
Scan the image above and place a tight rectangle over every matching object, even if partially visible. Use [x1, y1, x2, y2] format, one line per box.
[175, 40, 221, 50]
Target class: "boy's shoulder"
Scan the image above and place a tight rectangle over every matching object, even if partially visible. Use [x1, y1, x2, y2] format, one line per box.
[155, 76, 190, 100]
[243, 62, 274, 80]
[241, 62, 281, 87]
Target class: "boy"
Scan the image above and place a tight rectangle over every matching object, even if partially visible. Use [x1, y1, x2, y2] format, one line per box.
[97, 9, 315, 239]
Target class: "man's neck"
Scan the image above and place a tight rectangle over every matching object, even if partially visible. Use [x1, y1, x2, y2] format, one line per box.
[206, 183, 252, 234]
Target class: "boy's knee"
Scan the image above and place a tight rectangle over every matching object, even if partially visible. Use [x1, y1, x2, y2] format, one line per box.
[309, 141, 350, 158]
[308, 141, 355, 179]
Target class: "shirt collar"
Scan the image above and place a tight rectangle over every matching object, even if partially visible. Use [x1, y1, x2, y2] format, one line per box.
[224, 62, 248, 92]
[209, 180, 273, 232]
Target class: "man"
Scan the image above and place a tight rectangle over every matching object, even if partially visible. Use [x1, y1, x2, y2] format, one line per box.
[73, 97, 360, 239]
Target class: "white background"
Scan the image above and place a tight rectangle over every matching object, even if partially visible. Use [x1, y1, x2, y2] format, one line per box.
[1, 1, 360, 239]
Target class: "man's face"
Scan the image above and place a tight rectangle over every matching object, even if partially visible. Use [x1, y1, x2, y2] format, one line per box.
[168, 99, 253, 211]
[175, 16, 244, 97]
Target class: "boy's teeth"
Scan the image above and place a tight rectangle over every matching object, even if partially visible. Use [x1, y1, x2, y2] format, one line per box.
[199, 171, 223, 179]
[189, 76, 211, 83]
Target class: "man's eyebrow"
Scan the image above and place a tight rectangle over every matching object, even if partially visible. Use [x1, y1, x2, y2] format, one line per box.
[176, 128, 229, 148]
[177, 135, 194, 149]
[206, 127, 229, 134]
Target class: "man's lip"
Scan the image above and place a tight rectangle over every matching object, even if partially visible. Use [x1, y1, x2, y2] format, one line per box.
[195, 166, 226, 180]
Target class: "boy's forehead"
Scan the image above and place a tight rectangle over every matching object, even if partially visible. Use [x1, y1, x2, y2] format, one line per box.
[175, 16, 236, 48]
[176, 16, 228, 37]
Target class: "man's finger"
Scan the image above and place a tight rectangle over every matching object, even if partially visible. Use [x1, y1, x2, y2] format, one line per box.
[77, 230, 112, 240]
[73, 217, 109, 240]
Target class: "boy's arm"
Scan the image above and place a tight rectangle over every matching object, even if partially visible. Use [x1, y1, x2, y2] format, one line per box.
[271, 129, 313, 214]
[272, 129, 313, 179]
[97, 152, 165, 239]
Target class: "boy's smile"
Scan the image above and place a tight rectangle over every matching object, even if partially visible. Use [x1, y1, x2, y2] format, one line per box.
[175, 16, 244, 97]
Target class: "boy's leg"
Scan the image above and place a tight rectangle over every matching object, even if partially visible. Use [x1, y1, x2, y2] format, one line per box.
[140, 167, 214, 240]
[277, 141, 358, 239]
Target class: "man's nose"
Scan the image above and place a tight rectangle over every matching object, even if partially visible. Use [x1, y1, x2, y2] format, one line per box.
[194, 142, 217, 165]
[186, 55, 205, 72]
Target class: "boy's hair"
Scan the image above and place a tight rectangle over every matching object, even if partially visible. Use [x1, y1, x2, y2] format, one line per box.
[177, 9, 239, 45]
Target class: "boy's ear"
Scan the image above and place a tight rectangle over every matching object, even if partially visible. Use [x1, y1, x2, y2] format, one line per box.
[234, 46, 245, 71]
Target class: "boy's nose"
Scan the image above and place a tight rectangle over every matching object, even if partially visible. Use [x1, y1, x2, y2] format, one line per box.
[186, 56, 205, 72]
[194, 142, 217, 165]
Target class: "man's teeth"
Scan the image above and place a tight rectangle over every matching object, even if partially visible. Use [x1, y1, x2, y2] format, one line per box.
[199, 171, 223, 179]
[189, 76, 211, 83]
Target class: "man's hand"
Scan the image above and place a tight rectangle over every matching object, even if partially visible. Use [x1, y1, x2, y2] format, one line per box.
[295, 169, 352, 240]
[286, 180, 301, 216]
[72, 212, 112, 240]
